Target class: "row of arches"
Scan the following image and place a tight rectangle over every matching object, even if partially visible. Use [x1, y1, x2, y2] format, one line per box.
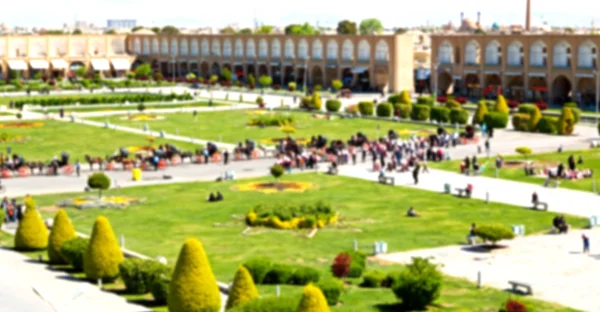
[439, 40, 598, 68]
[132, 37, 389, 62]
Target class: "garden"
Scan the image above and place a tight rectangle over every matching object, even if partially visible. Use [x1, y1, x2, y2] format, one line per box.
[8, 93, 193, 109]
[3, 173, 584, 311]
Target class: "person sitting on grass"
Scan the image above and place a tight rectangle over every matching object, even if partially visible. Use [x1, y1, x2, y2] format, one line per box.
[467, 223, 477, 244]
[465, 183, 473, 197]
[406, 207, 419, 217]
[207, 193, 216, 202]
[552, 215, 568, 234]
[215, 191, 223, 201]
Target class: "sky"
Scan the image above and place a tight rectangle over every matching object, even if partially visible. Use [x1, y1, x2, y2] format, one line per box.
[3, 0, 599, 29]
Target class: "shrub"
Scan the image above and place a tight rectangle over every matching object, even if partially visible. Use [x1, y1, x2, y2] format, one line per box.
[229, 296, 297, 312]
[410, 104, 430, 121]
[500, 298, 532, 312]
[376, 102, 393, 117]
[557, 107, 575, 135]
[392, 257, 443, 310]
[243, 257, 272, 284]
[495, 95, 510, 114]
[430, 107, 450, 123]
[61, 237, 88, 271]
[150, 268, 171, 305]
[445, 99, 461, 109]
[87, 173, 110, 198]
[511, 113, 532, 132]
[358, 101, 374, 115]
[483, 112, 509, 128]
[361, 270, 386, 288]
[473, 224, 515, 244]
[16, 112, 22, 119]
[248, 114, 294, 127]
[119, 258, 149, 294]
[518, 104, 541, 131]
[316, 278, 344, 306]
[325, 99, 341, 112]
[263, 263, 295, 284]
[314, 84, 323, 91]
[48, 209, 77, 264]
[472, 100, 489, 125]
[169, 238, 221, 312]
[246, 201, 336, 230]
[449, 108, 469, 125]
[394, 104, 411, 119]
[331, 79, 343, 91]
[331, 253, 351, 278]
[290, 266, 320, 285]
[255, 96, 264, 105]
[137, 103, 146, 112]
[416, 95, 434, 106]
[296, 284, 331, 312]
[84, 216, 124, 282]
[399, 90, 411, 105]
[346, 250, 367, 278]
[287, 82, 297, 91]
[226, 266, 259, 310]
[312, 91, 322, 110]
[564, 102, 581, 123]
[0, 209, 3, 228]
[515, 147, 532, 158]
[258, 75, 272, 88]
[382, 271, 403, 288]
[538, 116, 558, 134]
[388, 94, 401, 104]
[14, 197, 48, 251]
[536, 101, 548, 111]
[270, 164, 284, 179]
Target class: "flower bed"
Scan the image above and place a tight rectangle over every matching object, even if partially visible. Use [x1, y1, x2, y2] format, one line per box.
[235, 181, 315, 194]
[57, 196, 145, 209]
[13, 93, 193, 108]
[245, 201, 338, 230]
[246, 110, 269, 116]
[259, 138, 311, 146]
[0, 133, 24, 143]
[248, 114, 294, 127]
[0, 122, 44, 129]
[126, 146, 155, 153]
[122, 115, 165, 121]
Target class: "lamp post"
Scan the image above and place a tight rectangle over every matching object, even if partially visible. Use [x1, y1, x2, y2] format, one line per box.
[304, 56, 310, 94]
[432, 60, 439, 102]
[595, 69, 599, 124]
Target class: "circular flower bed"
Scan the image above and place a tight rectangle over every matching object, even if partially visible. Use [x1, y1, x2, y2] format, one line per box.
[57, 196, 145, 209]
[0, 122, 44, 129]
[0, 133, 24, 143]
[123, 115, 165, 121]
[235, 182, 315, 194]
[246, 110, 269, 116]
[126, 146, 155, 153]
[260, 138, 310, 146]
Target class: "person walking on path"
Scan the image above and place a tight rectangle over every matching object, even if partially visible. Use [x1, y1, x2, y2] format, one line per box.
[75, 160, 81, 177]
[413, 162, 421, 185]
[223, 150, 229, 166]
[582, 233, 590, 254]
[485, 140, 490, 158]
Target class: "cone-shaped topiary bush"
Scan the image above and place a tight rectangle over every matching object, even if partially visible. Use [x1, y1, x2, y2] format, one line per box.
[168, 238, 221, 312]
[14, 197, 49, 251]
[83, 216, 124, 282]
[226, 266, 259, 310]
[472, 100, 488, 125]
[296, 284, 331, 312]
[48, 209, 77, 264]
[495, 95, 509, 115]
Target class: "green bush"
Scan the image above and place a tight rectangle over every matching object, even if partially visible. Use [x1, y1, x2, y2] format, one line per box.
[87, 173, 111, 198]
[538, 116, 558, 134]
[495, 95, 510, 114]
[472, 101, 489, 125]
[300, 96, 312, 109]
[229, 296, 297, 312]
[263, 263, 295, 284]
[325, 99, 341, 112]
[388, 94, 401, 105]
[255, 96, 264, 105]
[0, 209, 4, 228]
[296, 284, 330, 312]
[316, 278, 344, 306]
[394, 104, 411, 119]
[150, 269, 171, 305]
[473, 224, 515, 244]
[376, 102, 393, 117]
[557, 107, 575, 135]
[12, 93, 192, 109]
[358, 101, 374, 115]
[243, 257, 272, 284]
[445, 99, 461, 109]
[518, 104, 541, 130]
[84, 216, 124, 282]
[382, 271, 403, 288]
[564, 102, 581, 123]
[119, 258, 148, 294]
[226, 266, 259, 310]
[483, 112, 509, 128]
[392, 257, 443, 310]
[48, 209, 77, 264]
[346, 250, 367, 278]
[312, 91, 322, 110]
[270, 164, 285, 179]
[398, 90, 411, 105]
[416, 95, 434, 106]
[511, 113, 532, 132]
[361, 270, 386, 288]
[290, 266, 320, 285]
[249, 114, 294, 127]
[516, 146, 532, 158]
[61, 237, 89, 271]
[430, 107, 450, 123]
[14, 197, 48, 251]
[410, 104, 431, 121]
[449, 108, 469, 124]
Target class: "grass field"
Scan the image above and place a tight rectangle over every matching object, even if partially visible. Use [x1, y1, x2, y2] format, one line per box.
[429, 149, 600, 193]
[0, 93, 155, 106]
[40, 101, 218, 113]
[0, 120, 200, 161]
[90, 110, 457, 145]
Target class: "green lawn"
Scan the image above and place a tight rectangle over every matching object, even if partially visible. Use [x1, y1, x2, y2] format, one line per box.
[429, 149, 600, 193]
[0, 93, 155, 106]
[90, 110, 456, 145]
[0, 120, 200, 161]
[39, 101, 218, 113]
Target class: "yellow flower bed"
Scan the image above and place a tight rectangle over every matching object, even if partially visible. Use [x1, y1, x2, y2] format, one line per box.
[0, 122, 44, 129]
[259, 138, 311, 146]
[65, 196, 144, 209]
[246, 110, 270, 116]
[235, 182, 315, 194]
[125, 115, 164, 121]
[127, 146, 155, 153]
[245, 211, 338, 230]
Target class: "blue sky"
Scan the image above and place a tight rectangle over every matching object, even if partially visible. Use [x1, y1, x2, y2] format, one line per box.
[4, 0, 598, 29]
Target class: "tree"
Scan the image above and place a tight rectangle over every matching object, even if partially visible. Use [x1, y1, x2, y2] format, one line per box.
[558, 107, 575, 135]
[84, 216, 124, 281]
[225, 266, 259, 310]
[285, 23, 317, 35]
[336, 20, 357, 35]
[359, 18, 383, 35]
[331, 79, 342, 91]
[312, 91, 322, 110]
[238, 28, 253, 34]
[220, 26, 236, 34]
[221, 68, 233, 82]
[399, 90, 411, 105]
[48, 209, 77, 264]
[131, 26, 144, 32]
[247, 73, 256, 87]
[392, 257, 443, 310]
[472, 224, 515, 245]
[472, 100, 488, 125]
[134, 63, 152, 79]
[160, 25, 179, 35]
[210, 74, 219, 84]
[14, 197, 48, 251]
[395, 28, 408, 34]
[105, 29, 117, 35]
[270, 164, 284, 181]
[72, 29, 83, 35]
[75, 66, 87, 78]
[296, 284, 331, 312]
[255, 25, 274, 35]
[259, 75, 273, 88]
[151, 27, 160, 34]
[168, 238, 221, 312]
[515, 147, 532, 159]
[87, 173, 111, 198]
[495, 95, 510, 114]
[288, 81, 297, 91]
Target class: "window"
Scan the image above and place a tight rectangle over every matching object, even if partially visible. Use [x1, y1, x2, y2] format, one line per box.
[327, 40, 338, 60]
[578, 41, 596, 68]
[312, 39, 323, 60]
[485, 41, 501, 65]
[375, 40, 388, 62]
[152, 38, 159, 55]
[246, 39, 256, 58]
[438, 41, 452, 64]
[211, 40, 220, 57]
[223, 40, 232, 57]
[201, 39, 209, 56]
[465, 40, 479, 65]
[133, 39, 141, 54]
[529, 41, 546, 67]
[190, 40, 199, 56]
[160, 38, 168, 55]
[284, 39, 294, 59]
[553, 41, 571, 68]
[342, 40, 353, 61]
[358, 40, 370, 61]
[298, 39, 308, 60]
[234, 39, 243, 58]
[507, 41, 523, 66]
[259, 39, 268, 58]
[271, 39, 281, 58]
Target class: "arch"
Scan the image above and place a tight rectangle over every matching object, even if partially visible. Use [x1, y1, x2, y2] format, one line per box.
[342, 39, 354, 61]
[191, 40, 199, 56]
[312, 39, 323, 60]
[358, 40, 370, 61]
[437, 71, 453, 95]
[327, 39, 338, 60]
[507, 41, 523, 66]
[485, 40, 501, 65]
[312, 65, 324, 86]
[507, 75, 525, 101]
[180, 39, 189, 56]
[552, 75, 572, 104]
[211, 62, 220, 76]
[298, 39, 308, 59]
[258, 39, 268, 58]
[578, 40, 597, 68]
[142, 38, 150, 55]
[133, 38, 141, 54]
[246, 64, 256, 80]
[271, 39, 281, 58]
[284, 39, 294, 59]
[464, 73, 481, 97]
[284, 65, 295, 85]
[200, 61, 209, 78]
[553, 41, 571, 68]
[211, 39, 220, 56]
[170, 38, 178, 56]
[234, 39, 244, 58]
[438, 40, 453, 64]
[577, 77, 596, 105]
[530, 40, 547, 67]
[223, 39, 232, 57]
[375, 40, 389, 62]
[160, 38, 168, 55]
[258, 64, 268, 76]
[152, 38, 159, 55]
[485, 74, 501, 88]
[201, 39, 209, 56]
[246, 39, 256, 58]
[465, 40, 480, 65]
[375, 66, 389, 88]
[69, 61, 85, 71]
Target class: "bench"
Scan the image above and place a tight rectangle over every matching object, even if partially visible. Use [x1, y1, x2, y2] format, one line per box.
[379, 175, 395, 186]
[508, 281, 533, 295]
[455, 188, 472, 198]
[532, 201, 548, 211]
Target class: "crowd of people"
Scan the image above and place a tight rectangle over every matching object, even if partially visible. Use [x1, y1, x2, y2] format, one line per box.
[542, 154, 593, 182]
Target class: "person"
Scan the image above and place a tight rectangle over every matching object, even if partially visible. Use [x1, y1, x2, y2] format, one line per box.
[207, 193, 216, 202]
[558, 144, 563, 153]
[223, 150, 229, 165]
[412, 161, 420, 185]
[75, 159, 81, 177]
[481, 123, 487, 137]
[467, 223, 477, 244]
[557, 162, 565, 178]
[465, 183, 473, 197]
[484, 140, 490, 158]
[532, 192, 539, 207]
[582, 233, 590, 254]
[215, 191, 224, 201]
[406, 207, 419, 217]
[578, 156, 584, 165]
[568, 155, 576, 171]
[464, 156, 471, 174]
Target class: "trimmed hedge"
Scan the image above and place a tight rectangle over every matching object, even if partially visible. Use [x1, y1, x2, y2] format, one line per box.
[376, 102, 393, 117]
[13, 93, 193, 108]
[517, 104, 541, 131]
[392, 257, 443, 310]
[538, 116, 558, 134]
[229, 296, 297, 312]
[564, 102, 581, 123]
[243, 257, 272, 284]
[449, 108, 469, 125]
[483, 112, 509, 128]
[316, 278, 344, 306]
[361, 270, 386, 288]
[84, 216, 124, 282]
[430, 107, 450, 123]
[325, 99, 341, 112]
[263, 263, 295, 284]
[14, 197, 48, 251]
[358, 101, 374, 115]
[416, 95, 434, 106]
[297, 284, 330, 312]
[290, 266, 320, 285]
[394, 104, 411, 119]
[226, 266, 259, 310]
[445, 99, 461, 109]
[472, 101, 489, 125]
[61, 237, 89, 272]
[346, 250, 367, 278]
[557, 107, 575, 135]
[119, 258, 148, 294]
[473, 224, 515, 244]
[511, 113, 531, 132]
[410, 104, 430, 121]
[48, 209, 77, 265]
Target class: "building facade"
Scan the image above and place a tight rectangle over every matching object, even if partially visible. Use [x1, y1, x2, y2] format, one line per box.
[431, 34, 600, 106]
